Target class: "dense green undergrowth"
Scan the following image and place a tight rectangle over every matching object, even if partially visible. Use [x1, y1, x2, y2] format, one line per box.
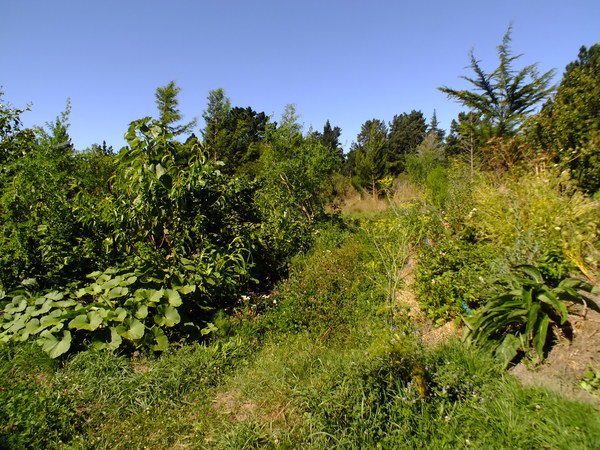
[2, 214, 599, 448]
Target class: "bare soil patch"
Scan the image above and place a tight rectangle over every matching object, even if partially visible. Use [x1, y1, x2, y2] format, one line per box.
[509, 306, 600, 406]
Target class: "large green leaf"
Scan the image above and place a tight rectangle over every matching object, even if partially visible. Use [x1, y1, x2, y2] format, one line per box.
[69, 311, 103, 331]
[107, 286, 129, 299]
[538, 292, 568, 324]
[44, 291, 64, 301]
[135, 304, 149, 319]
[495, 333, 520, 367]
[5, 296, 27, 314]
[515, 265, 544, 285]
[148, 326, 169, 351]
[155, 163, 167, 179]
[533, 314, 550, 360]
[525, 302, 541, 338]
[154, 305, 180, 327]
[116, 318, 145, 340]
[30, 299, 53, 317]
[91, 327, 122, 351]
[134, 288, 164, 303]
[99, 278, 120, 291]
[165, 289, 182, 307]
[50, 299, 78, 308]
[40, 312, 63, 329]
[178, 284, 196, 295]
[25, 318, 42, 334]
[120, 275, 138, 286]
[558, 277, 592, 291]
[38, 330, 72, 358]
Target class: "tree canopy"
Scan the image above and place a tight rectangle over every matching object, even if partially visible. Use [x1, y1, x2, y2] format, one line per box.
[438, 25, 555, 140]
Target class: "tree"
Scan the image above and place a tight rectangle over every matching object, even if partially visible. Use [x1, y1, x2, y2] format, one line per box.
[210, 106, 271, 173]
[280, 103, 302, 138]
[444, 112, 486, 178]
[527, 44, 600, 193]
[0, 101, 82, 289]
[352, 119, 388, 197]
[154, 81, 197, 136]
[255, 119, 338, 269]
[314, 120, 344, 169]
[438, 25, 555, 140]
[387, 110, 427, 174]
[202, 88, 231, 155]
[428, 110, 445, 143]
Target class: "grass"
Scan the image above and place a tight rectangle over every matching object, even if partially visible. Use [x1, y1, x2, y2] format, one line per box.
[2, 207, 600, 449]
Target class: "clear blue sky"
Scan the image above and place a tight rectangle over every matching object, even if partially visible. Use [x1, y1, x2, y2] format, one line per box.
[2, 0, 599, 152]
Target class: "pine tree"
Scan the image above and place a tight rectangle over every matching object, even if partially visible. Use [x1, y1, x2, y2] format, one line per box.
[387, 110, 427, 174]
[438, 25, 554, 140]
[428, 110, 445, 143]
[154, 81, 197, 136]
[202, 88, 231, 155]
[315, 120, 343, 169]
[352, 119, 388, 197]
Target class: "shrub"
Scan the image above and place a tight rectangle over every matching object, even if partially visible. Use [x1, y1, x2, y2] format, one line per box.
[469, 168, 599, 278]
[415, 236, 493, 322]
[265, 236, 381, 337]
[463, 265, 595, 366]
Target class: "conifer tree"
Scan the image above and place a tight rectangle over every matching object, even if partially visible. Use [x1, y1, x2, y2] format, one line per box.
[438, 25, 554, 140]
[154, 81, 197, 136]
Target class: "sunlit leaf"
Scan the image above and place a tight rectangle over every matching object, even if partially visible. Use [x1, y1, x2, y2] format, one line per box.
[116, 318, 145, 340]
[38, 330, 72, 358]
[154, 305, 180, 327]
[165, 289, 182, 307]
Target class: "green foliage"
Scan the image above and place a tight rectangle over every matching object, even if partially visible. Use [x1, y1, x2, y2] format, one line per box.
[527, 43, 600, 194]
[314, 120, 344, 170]
[0, 266, 199, 357]
[439, 25, 555, 140]
[267, 237, 380, 336]
[0, 344, 81, 448]
[405, 134, 446, 183]
[204, 103, 271, 174]
[362, 206, 424, 316]
[469, 168, 600, 279]
[387, 110, 428, 174]
[154, 81, 197, 135]
[351, 119, 389, 196]
[580, 366, 600, 396]
[254, 118, 339, 273]
[0, 103, 81, 290]
[464, 265, 594, 366]
[415, 235, 492, 322]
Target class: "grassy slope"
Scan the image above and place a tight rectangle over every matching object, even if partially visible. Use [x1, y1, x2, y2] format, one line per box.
[2, 213, 600, 449]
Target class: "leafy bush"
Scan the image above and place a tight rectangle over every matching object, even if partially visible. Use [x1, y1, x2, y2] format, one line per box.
[266, 237, 381, 336]
[463, 265, 594, 366]
[469, 168, 599, 277]
[415, 236, 493, 322]
[425, 166, 449, 207]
